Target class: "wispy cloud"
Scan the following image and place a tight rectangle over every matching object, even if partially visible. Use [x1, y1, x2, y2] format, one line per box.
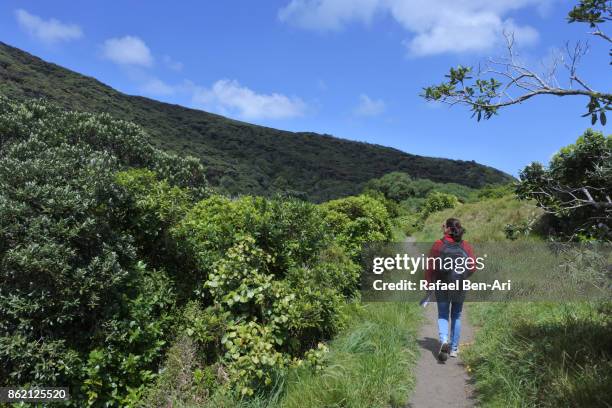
[162, 55, 184, 72]
[279, 0, 548, 56]
[101, 36, 153, 67]
[354, 94, 385, 117]
[191, 79, 307, 120]
[15, 9, 82, 44]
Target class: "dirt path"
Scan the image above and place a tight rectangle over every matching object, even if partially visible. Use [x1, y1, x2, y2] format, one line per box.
[407, 304, 476, 407]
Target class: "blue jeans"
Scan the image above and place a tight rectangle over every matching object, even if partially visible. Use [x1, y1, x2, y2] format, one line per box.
[436, 292, 463, 351]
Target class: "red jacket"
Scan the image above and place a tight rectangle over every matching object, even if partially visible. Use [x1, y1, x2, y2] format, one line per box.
[425, 234, 476, 283]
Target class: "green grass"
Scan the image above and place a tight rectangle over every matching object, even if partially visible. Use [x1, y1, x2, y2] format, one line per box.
[193, 302, 421, 408]
[414, 195, 541, 243]
[464, 302, 611, 407]
[278, 302, 420, 408]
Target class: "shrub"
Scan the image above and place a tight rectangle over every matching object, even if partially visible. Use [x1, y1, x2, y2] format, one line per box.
[475, 183, 515, 200]
[364, 172, 415, 202]
[0, 99, 204, 405]
[173, 195, 329, 284]
[420, 192, 459, 218]
[321, 195, 393, 259]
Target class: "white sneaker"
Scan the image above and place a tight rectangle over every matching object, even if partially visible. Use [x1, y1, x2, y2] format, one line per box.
[449, 349, 458, 358]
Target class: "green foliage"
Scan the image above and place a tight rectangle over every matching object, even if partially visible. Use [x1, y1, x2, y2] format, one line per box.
[0, 96, 408, 405]
[517, 129, 611, 240]
[475, 183, 515, 200]
[0, 98, 207, 405]
[365, 172, 477, 206]
[185, 235, 345, 396]
[321, 195, 393, 259]
[80, 266, 176, 406]
[115, 169, 200, 297]
[568, 0, 611, 27]
[167, 193, 386, 398]
[420, 192, 459, 218]
[174, 195, 329, 282]
[0, 43, 513, 201]
[422, 65, 502, 121]
[364, 172, 416, 202]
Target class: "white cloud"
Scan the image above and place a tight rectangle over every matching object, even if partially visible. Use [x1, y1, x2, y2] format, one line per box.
[279, 0, 548, 55]
[141, 78, 176, 96]
[354, 94, 385, 116]
[15, 9, 82, 43]
[102, 36, 153, 67]
[279, 0, 380, 31]
[163, 55, 184, 71]
[191, 79, 306, 120]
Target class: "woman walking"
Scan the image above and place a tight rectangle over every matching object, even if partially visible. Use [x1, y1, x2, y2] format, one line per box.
[425, 218, 475, 361]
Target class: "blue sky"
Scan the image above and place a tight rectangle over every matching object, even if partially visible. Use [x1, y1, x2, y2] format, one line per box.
[1, 1, 609, 176]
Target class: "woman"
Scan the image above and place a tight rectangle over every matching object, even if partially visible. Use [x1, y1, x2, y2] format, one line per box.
[425, 218, 475, 361]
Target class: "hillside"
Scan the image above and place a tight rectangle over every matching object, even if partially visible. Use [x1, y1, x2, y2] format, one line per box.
[0, 42, 513, 201]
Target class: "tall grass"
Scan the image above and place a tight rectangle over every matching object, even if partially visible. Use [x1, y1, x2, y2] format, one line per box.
[464, 302, 611, 407]
[279, 302, 420, 408]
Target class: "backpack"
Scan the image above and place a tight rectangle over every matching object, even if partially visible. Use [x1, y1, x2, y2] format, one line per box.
[438, 238, 469, 283]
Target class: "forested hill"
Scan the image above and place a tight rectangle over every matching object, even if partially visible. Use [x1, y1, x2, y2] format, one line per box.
[0, 42, 513, 201]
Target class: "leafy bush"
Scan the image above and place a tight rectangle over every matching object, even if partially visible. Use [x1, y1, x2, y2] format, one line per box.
[420, 192, 459, 218]
[364, 172, 416, 202]
[321, 195, 393, 259]
[0, 98, 206, 405]
[187, 234, 344, 396]
[174, 195, 330, 284]
[475, 183, 515, 200]
[80, 266, 176, 405]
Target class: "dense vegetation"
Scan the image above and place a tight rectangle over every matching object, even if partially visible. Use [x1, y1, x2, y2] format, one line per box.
[0, 98, 403, 406]
[0, 42, 512, 201]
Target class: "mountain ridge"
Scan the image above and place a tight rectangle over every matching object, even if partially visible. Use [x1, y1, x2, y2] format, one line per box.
[0, 41, 513, 201]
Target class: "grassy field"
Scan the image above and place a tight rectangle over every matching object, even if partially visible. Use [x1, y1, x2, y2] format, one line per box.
[414, 196, 541, 242]
[414, 196, 611, 407]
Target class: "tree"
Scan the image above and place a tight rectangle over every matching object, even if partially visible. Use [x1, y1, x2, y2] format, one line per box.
[422, 1, 611, 125]
[517, 129, 611, 240]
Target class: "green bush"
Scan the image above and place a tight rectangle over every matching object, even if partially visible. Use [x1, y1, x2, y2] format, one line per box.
[321, 195, 393, 259]
[420, 191, 459, 218]
[174, 195, 330, 284]
[0, 98, 205, 405]
[80, 266, 176, 405]
[475, 183, 515, 200]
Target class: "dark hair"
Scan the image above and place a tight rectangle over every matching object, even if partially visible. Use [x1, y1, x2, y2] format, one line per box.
[445, 218, 464, 242]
